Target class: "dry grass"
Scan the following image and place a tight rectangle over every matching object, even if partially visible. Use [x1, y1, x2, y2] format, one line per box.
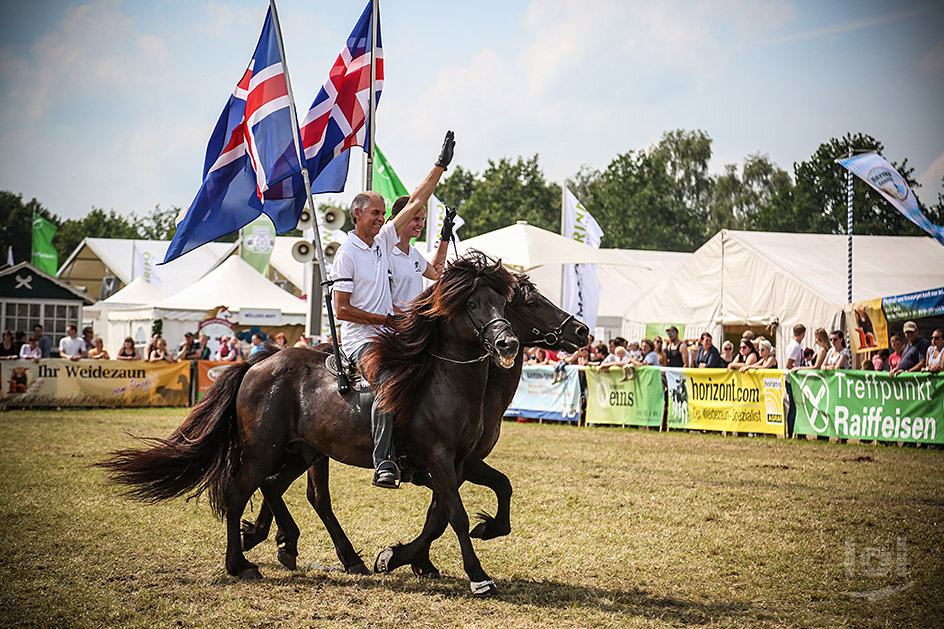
[0, 408, 942, 628]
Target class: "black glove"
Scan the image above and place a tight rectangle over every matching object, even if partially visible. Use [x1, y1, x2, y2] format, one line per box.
[435, 130, 455, 169]
[440, 206, 457, 242]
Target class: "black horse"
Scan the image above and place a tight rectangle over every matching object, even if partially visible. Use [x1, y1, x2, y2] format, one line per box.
[100, 252, 520, 595]
[239, 274, 589, 579]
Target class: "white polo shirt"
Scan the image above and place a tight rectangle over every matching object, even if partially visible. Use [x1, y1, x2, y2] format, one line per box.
[59, 335, 85, 357]
[389, 244, 430, 310]
[331, 221, 399, 357]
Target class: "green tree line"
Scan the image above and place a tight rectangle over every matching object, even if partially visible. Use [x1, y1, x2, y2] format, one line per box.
[4, 130, 944, 265]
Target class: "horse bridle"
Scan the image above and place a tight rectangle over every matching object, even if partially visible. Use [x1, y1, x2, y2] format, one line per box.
[429, 290, 515, 365]
[510, 289, 575, 347]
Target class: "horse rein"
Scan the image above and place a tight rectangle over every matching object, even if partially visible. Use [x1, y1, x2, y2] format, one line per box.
[428, 305, 515, 365]
[511, 293, 575, 347]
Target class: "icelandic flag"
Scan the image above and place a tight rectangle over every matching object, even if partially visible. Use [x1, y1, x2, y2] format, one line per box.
[299, 0, 383, 186]
[164, 8, 304, 264]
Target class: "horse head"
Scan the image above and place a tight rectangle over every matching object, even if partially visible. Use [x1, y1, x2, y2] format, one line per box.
[507, 274, 590, 353]
[431, 251, 519, 369]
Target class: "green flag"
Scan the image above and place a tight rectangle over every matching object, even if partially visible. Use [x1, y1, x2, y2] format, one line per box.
[239, 215, 276, 274]
[31, 212, 58, 275]
[373, 145, 409, 212]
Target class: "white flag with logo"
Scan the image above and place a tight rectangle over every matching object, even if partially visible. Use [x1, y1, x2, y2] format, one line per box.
[838, 152, 944, 246]
[425, 194, 465, 253]
[561, 188, 603, 329]
[132, 242, 162, 290]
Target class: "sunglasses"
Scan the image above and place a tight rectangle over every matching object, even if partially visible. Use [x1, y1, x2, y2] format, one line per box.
[932, 336, 943, 340]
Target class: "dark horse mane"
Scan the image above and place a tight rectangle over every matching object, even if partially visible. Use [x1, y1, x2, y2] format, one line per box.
[361, 250, 515, 427]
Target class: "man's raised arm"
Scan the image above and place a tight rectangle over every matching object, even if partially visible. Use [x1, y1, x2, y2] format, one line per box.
[392, 130, 455, 238]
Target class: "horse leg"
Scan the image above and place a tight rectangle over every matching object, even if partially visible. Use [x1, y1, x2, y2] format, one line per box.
[306, 456, 370, 575]
[224, 469, 267, 579]
[466, 458, 513, 540]
[379, 457, 497, 596]
[375, 493, 450, 578]
[241, 456, 306, 553]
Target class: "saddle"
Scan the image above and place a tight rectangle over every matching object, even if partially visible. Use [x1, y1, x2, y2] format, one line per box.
[324, 352, 364, 390]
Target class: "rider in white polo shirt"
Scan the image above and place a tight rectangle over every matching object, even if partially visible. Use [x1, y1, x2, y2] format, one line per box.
[387, 195, 453, 311]
[331, 131, 455, 488]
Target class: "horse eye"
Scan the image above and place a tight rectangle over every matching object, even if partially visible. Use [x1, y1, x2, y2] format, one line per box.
[467, 299, 478, 310]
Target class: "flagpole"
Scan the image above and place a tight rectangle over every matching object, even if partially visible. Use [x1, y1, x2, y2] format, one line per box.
[846, 148, 853, 305]
[560, 183, 566, 303]
[365, 0, 379, 191]
[269, 0, 350, 393]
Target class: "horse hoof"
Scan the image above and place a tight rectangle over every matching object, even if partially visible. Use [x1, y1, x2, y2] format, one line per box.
[469, 522, 488, 539]
[236, 565, 263, 580]
[277, 549, 297, 570]
[411, 564, 441, 579]
[373, 547, 395, 574]
[470, 579, 498, 597]
[347, 562, 370, 576]
[240, 521, 262, 551]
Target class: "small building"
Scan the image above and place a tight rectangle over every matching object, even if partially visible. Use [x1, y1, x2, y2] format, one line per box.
[0, 262, 95, 347]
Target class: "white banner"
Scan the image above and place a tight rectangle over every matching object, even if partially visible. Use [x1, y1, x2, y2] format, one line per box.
[838, 152, 944, 246]
[425, 194, 465, 253]
[132, 242, 162, 290]
[561, 188, 604, 329]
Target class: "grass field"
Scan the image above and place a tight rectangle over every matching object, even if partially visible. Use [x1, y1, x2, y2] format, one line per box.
[1, 408, 942, 628]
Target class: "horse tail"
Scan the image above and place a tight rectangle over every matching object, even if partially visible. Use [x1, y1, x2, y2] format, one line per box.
[98, 353, 266, 518]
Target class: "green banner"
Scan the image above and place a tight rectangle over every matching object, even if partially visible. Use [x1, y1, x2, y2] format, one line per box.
[646, 322, 684, 341]
[31, 212, 58, 275]
[585, 365, 664, 427]
[373, 145, 409, 211]
[788, 370, 944, 444]
[239, 215, 276, 274]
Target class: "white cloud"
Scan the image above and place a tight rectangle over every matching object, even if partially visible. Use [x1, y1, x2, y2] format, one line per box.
[916, 152, 944, 206]
[922, 39, 944, 75]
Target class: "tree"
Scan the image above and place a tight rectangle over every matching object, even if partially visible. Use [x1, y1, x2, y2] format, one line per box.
[790, 132, 944, 236]
[0, 191, 58, 266]
[436, 165, 477, 215]
[457, 156, 561, 238]
[708, 154, 794, 234]
[651, 129, 714, 242]
[136, 205, 181, 240]
[55, 208, 139, 262]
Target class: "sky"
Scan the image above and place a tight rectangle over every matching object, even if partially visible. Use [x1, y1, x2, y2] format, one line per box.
[1, 0, 942, 222]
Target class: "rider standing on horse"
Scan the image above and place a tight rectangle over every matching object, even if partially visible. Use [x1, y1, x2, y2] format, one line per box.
[331, 131, 456, 488]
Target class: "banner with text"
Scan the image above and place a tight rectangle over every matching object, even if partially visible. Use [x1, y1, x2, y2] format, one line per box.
[585, 365, 664, 427]
[1, 359, 190, 407]
[788, 370, 944, 444]
[505, 365, 581, 422]
[196, 360, 236, 401]
[664, 367, 786, 435]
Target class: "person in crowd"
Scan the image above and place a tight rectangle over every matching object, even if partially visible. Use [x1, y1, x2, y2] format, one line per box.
[81, 326, 94, 353]
[59, 324, 86, 361]
[887, 334, 904, 372]
[598, 346, 628, 372]
[12, 331, 25, 355]
[727, 338, 759, 371]
[652, 336, 668, 366]
[664, 326, 689, 368]
[293, 333, 311, 349]
[217, 336, 231, 360]
[872, 348, 889, 371]
[0, 330, 17, 359]
[249, 333, 266, 357]
[274, 332, 288, 349]
[824, 330, 850, 370]
[221, 336, 242, 362]
[19, 335, 41, 362]
[924, 329, 944, 373]
[32, 324, 52, 358]
[741, 330, 756, 341]
[862, 359, 875, 371]
[626, 340, 642, 362]
[791, 328, 828, 371]
[116, 337, 141, 361]
[622, 338, 660, 381]
[588, 343, 608, 363]
[88, 337, 110, 360]
[147, 337, 175, 363]
[178, 332, 201, 360]
[563, 346, 591, 366]
[744, 339, 777, 371]
[719, 340, 735, 366]
[145, 333, 161, 358]
[694, 332, 725, 368]
[891, 321, 930, 375]
[196, 334, 211, 360]
[784, 324, 806, 369]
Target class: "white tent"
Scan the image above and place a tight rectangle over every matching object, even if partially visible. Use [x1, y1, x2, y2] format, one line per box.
[84, 277, 167, 354]
[524, 249, 691, 337]
[621, 230, 944, 357]
[104, 256, 308, 355]
[58, 237, 234, 300]
[456, 221, 648, 271]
